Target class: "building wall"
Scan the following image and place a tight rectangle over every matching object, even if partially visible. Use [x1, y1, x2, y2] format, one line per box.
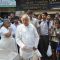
[0, 8, 16, 12]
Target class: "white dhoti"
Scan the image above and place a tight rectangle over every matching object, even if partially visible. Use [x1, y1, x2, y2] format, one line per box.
[20, 49, 41, 60]
[20, 56, 33, 60]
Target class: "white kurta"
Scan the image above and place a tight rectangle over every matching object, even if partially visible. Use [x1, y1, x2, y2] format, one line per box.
[31, 18, 39, 28]
[16, 23, 39, 59]
[11, 24, 17, 35]
[0, 26, 17, 52]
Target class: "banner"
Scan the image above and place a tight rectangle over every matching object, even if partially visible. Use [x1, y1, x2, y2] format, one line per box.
[0, 0, 16, 7]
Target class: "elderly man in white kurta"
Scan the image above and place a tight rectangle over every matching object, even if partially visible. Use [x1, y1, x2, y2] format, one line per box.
[16, 14, 39, 60]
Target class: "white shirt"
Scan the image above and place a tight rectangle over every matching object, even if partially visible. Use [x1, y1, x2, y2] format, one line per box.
[47, 20, 53, 29]
[16, 23, 39, 58]
[31, 17, 39, 28]
[11, 23, 20, 36]
[40, 20, 48, 35]
[40, 20, 52, 35]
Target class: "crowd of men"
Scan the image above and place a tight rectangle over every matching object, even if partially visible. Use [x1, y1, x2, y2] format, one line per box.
[0, 10, 60, 60]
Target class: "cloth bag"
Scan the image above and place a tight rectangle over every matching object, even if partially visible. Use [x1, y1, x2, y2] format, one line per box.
[47, 44, 52, 57]
[33, 49, 42, 60]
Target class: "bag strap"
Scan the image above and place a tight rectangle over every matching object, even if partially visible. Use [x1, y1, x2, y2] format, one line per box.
[47, 21, 49, 28]
[47, 21, 51, 44]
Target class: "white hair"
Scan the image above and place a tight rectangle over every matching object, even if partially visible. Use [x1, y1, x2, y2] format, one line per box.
[21, 14, 30, 22]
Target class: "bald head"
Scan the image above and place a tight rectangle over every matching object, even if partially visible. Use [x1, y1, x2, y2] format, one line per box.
[21, 14, 30, 26]
[21, 14, 30, 21]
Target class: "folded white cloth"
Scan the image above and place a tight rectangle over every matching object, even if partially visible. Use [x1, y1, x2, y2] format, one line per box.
[34, 49, 42, 57]
[33, 49, 42, 60]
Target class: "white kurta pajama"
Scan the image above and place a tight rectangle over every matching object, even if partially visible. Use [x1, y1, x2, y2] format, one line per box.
[0, 26, 17, 52]
[16, 23, 39, 60]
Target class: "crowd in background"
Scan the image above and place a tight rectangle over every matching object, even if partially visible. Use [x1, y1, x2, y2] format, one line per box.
[0, 10, 60, 60]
